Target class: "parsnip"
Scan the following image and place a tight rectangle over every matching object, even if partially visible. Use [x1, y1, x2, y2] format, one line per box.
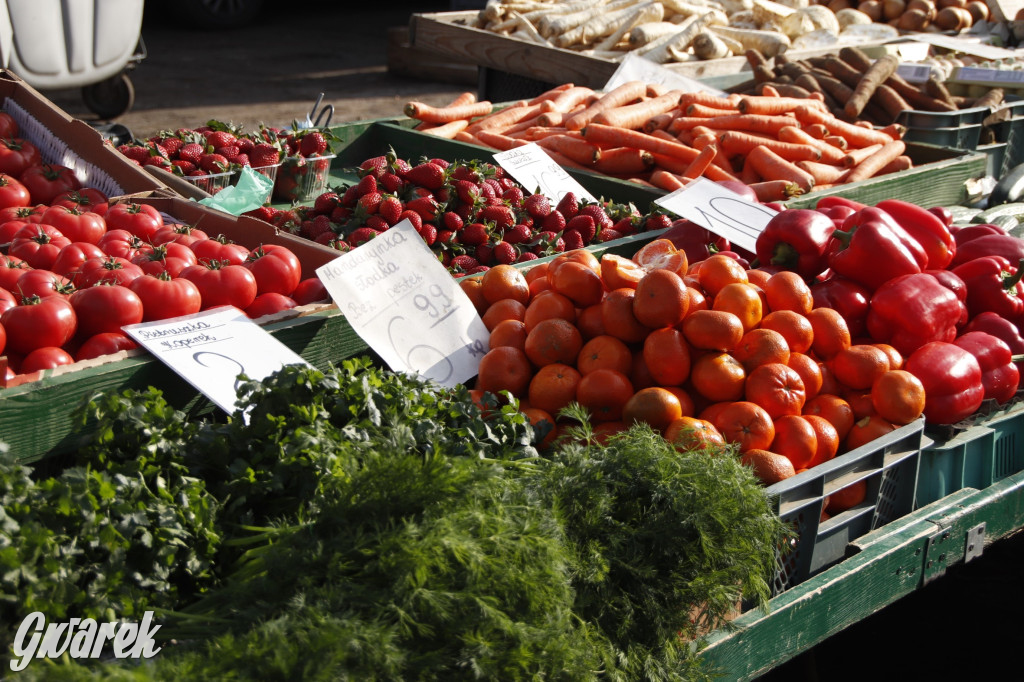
[509, 10, 548, 43]
[835, 7, 872, 27]
[539, 0, 621, 38]
[710, 24, 791, 57]
[592, 1, 665, 51]
[555, 0, 649, 48]
[752, 0, 796, 27]
[692, 29, 733, 58]
[638, 11, 718, 62]
[628, 21, 685, 46]
[780, 4, 841, 36]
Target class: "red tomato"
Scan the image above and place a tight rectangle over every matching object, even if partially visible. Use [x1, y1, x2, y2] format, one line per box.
[129, 273, 203, 321]
[0, 288, 15, 315]
[132, 242, 198, 278]
[52, 188, 109, 216]
[291, 277, 329, 305]
[104, 202, 163, 241]
[9, 223, 71, 270]
[15, 269, 75, 299]
[0, 138, 41, 177]
[244, 245, 301, 296]
[180, 262, 258, 310]
[19, 163, 81, 205]
[0, 173, 30, 209]
[40, 205, 106, 244]
[97, 229, 154, 261]
[1, 294, 77, 354]
[0, 254, 29, 291]
[0, 204, 45, 226]
[151, 223, 209, 246]
[0, 113, 18, 139]
[69, 283, 144, 338]
[77, 256, 145, 287]
[20, 346, 75, 373]
[191, 237, 250, 266]
[52, 242, 107, 284]
[75, 331, 139, 361]
[0, 219, 33, 244]
[245, 292, 297, 319]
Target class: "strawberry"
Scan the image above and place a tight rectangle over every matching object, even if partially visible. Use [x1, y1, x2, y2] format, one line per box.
[479, 205, 515, 231]
[237, 137, 256, 155]
[144, 155, 173, 169]
[379, 171, 404, 193]
[454, 179, 481, 205]
[245, 205, 278, 223]
[483, 178, 503, 197]
[363, 216, 387, 232]
[598, 228, 624, 242]
[398, 209, 423, 232]
[478, 181, 497, 201]
[476, 243, 494, 265]
[313, 192, 341, 214]
[379, 196, 403, 226]
[307, 214, 334, 239]
[441, 211, 464, 232]
[342, 175, 377, 206]
[578, 204, 613, 231]
[327, 238, 351, 252]
[171, 160, 197, 175]
[357, 191, 383, 215]
[449, 254, 479, 272]
[492, 241, 517, 265]
[348, 227, 380, 247]
[459, 222, 489, 246]
[250, 143, 280, 168]
[566, 215, 596, 243]
[299, 132, 328, 157]
[556, 192, 580, 219]
[540, 211, 566, 232]
[158, 137, 184, 157]
[517, 251, 539, 264]
[419, 224, 438, 246]
[205, 130, 237, 149]
[612, 217, 637, 236]
[437, 229, 456, 246]
[429, 157, 450, 169]
[503, 223, 532, 245]
[562, 229, 585, 251]
[532, 231, 565, 256]
[177, 142, 204, 165]
[215, 145, 241, 159]
[118, 144, 150, 164]
[405, 196, 440, 221]
[468, 265, 490, 275]
[454, 202, 475, 221]
[501, 186, 524, 206]
[331, 205, 352, 224]
[524, 194, 551, 219]
[199, 153, 229, 172]
[642, 213, 672, 232]
[359, 155, 389, 178]
[403, 162, 446, 190]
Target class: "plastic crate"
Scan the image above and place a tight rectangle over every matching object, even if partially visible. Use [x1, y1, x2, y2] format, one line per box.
[896, 105, 990, 128]
[274, 154, 336, 202]
[916, 401, 1024, 507]
[766, 418, 924, 595]
[184, 170, 235, 195]
[902, 124, 982, 150]
[976, 141, 1008, 177]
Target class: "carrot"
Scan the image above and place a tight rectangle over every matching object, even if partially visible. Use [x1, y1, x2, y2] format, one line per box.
[678, 91, 740, 110]
[842, 143, 883, 168]
[746, 145, 816, 192]
[503, 115, 550, 136]
[719, 130, 821, 162]
[564, 80, 648, 131]
[455, 131, 480, 145]
[592, 146, 655, 175]
[643, 110, 681, 133]
[680, 143, 718, 180]
[544, 85, 596, 113]
[872, 83, 911, 122]
[740, 160, 762, 185]
[419, 119, 471, 139]
[737, 95, 827, 116]
[591, 90, 684, 130]
[536, 134, 602, 165]
[804, 123, 830, 139]
[413, 92, 476, 130]
[749, 179, 804, 202]
[845, 54, 899, 118]
[467, 102, 544, 134]
[793, 105, 895, 148]
[795, 159, 850, 186]
[695, 113, 800, 136]
[517, 126, 570, 141]
[878, 123, 906, 141]
[878, 155, 912, 174]
[534, 111, 566, 128]
[527, 83, 575, 106]
[823, 135, 847, 150]
[472, 129, 527, 151]
[404, 99, 494, 124]
[668, 116, 730, 133]
[777, 126, 846, 164]
[844, 139, 907, 184]
[650, 169, 690, 192]
[686, 102, 741, 118]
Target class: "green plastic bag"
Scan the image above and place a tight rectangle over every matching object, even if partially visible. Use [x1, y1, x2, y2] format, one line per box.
[196, 166, 273, 215]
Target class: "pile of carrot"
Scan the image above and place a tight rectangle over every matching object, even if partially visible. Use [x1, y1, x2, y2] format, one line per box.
[403, 75, 911, 202]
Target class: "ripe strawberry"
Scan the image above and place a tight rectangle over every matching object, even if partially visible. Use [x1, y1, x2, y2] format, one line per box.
[307, 214, 333, 239]
[250, 143, 280, 168]
[437, 229, 456, 246]
[331, 205, 352, 224]
[532, 230, 565, 255]
[379, 171, 404, 193]
[237, 137, 255, 155]
[578, 204, 613, 231]
[205, 130, 237, 149]
[517, 251, 539, 264]
[299, 132, 328, 157]
[598, 228, 624, 242]
[503, 223, 532, 245]
[232, 153, 250, 167]
[379, 196, 403, 226]
[403, 162, 446, 190]
[357, 191, 383, 215]
[454, 179, 481, 205]
[467, 265, 490, 275]
[144, 155, 172, 169]
[524, 194, 551, 219]
[501, 186, 524, 206]
[245, 205, 278, 223]
[313, 192, 341, 214]
[398, 209, 423, 232]
[118, 144, 150, 164]
[479, 205, 515, 231]
[177, 142, 204, 165]
[612, 216, 637, 237]
[562, 229, 585, 251]
[459, 222, 489, 246]
[428, 157, 450, 169]
[348, 227, 380, 247]
[359, 155, 389, 178]
[492, 241, 517, 265]
[368, 216, 391, 232]
[449, 254, 479, 272]
[215, 145, 241, 159]
[455, 202, 475, 221]
[199, 153, 229, 172]
[419, 224, 438, 246]
[566, 214, 596, 243]
[642, 213, 672, 232]
[476, 243, 494, 265]
[171, 160, 197, 175]
[483, 178, 503, 197]
[441, 211, 463, 232]
[158, 137, 183, 157]
[342, 175, 377, 206]
[556, 192, 580, 219]
[450, 164, 480, 183]
[478, 181, 497, 201]
[540, 210, 566, 232]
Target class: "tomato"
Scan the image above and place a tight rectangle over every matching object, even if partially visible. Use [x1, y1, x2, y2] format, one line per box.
[0, 113, 17, 139]
[291, 277, 329, 305]
[0, 254, 29, 291]
[1, 294, 77, 354]
[180, 261, 258, 310]
[20, 346, 75, 373]
[0, 219, 32, 244]
[0, 138, 41, 177]
[15, 269, 75, 299]
[0, 204, 45, 226]
[77, 256, 145, 287]
[104, 202, 163, 241]
[97, 229, 154, 261]
[0, 173, 30, 209]
[8, 223, 71, 270]
[40, 205, 106, 244]
[129, 273, 203, 321]
[244, 245, 301, 296]
[191, 236, 250, 266]
[151, 223, 208, 247]
[75, 331, 139, 361]
[245, 292, 297, 319]
[52, 188, 109, 216]
[51, 242, 107, 285]
[69, 283, 144, 338]
[0, 288, 15, 315]
[132, 242, 198, 278]
[19, 163, 81, 205]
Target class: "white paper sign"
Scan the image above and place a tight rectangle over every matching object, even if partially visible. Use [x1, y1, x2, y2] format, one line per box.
[899, 34, 1017, 61]
[123, 306, 311, 414]
[896, 63, 934, 83]
[315, 220, 489, 387]
[493, 143, 598, 204]
[654, 177, 777, 253]
[604, 52, 727, 96]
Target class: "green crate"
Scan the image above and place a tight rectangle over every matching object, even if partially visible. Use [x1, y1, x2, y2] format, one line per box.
[916, 401, 1024, 508]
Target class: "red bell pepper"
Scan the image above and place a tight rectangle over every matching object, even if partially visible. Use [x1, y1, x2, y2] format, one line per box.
[866, 272, 966, 356]
[949, 233, 1024, 268]
[810, 275, 871, 339]
[954, 331, 1020, 404]
[661, 219, 730, 265]
[963, 311, 1024, 376]
[905, 341, 985, 425]
[874, 199, 956, 270]
[754, 209, 836, 280]
[828, 207, 926, 292]
[925, 268, 969, 328]
[952, 223, 1006, 246]
[815, 196, 867, 212]
[951, 256, 1024, 330]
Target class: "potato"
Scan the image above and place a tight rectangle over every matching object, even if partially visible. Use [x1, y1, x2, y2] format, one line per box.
[936, 5, 972, 29]
[897, 7, 930, 28]
[883, 0, 907, 17]
[827, 0, 853, 11]
[966, 0, 989, 22]
[936, 0, 966, 8]
[907, 0, 937, 20]
[835, 7, 873, 26]
[857, 0, 883, 20]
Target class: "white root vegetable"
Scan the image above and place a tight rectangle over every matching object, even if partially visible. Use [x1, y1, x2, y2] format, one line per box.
[692, 29, 733, 58]
[727, 9, 761, 27]
[780, 4, 841, 36]
[592, 1, 665, 51]
[539, 0, 620, 38]
[752, 0, 796, 27]
[628, 21, 686, 46]
[555, 0, 649, 47]
[638, 10, 718, 62]
[509, 10, 548, 43]
[710, 24, 791, 57]
[834, 7, 873, 27]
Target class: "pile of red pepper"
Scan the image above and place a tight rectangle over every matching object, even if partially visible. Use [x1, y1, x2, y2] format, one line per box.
[752, 196, 1023, 425]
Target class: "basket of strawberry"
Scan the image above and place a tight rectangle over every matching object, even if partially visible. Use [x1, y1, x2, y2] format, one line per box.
[271, 127, 337, 203]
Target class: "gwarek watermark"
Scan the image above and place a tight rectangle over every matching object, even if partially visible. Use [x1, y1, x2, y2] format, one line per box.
[9, 611, 162, 671]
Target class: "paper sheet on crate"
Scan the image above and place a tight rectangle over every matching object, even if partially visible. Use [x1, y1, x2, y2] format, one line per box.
[654, 177, 778, 253]
[493, 143, 597, 204]
[315, 219, 489, 388]
[604, 53, 727, 96]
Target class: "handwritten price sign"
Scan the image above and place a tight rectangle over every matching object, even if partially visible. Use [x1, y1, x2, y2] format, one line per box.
[123, 306, 311, 415]
[493, 143, 598, 204]
[654, 177, 778, 253]
[316, 219, 489, 387]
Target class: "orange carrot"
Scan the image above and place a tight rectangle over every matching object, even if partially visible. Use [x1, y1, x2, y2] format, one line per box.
[681, 143, 718, 179]
[878, 123, 907, 141]
[777, 125, 846, 164]
[502, 115, 550, 136]
[746, 145, 816, 192]
[795, 159, 850, 185]
[473, 129, 527, 151]
[749, 179, 804, 202]
[419, 119, 471, 139]
[844, 139, 906, 184]
[842, 143, 883, 168]
[413, 91, 478, 129]
[591, 147, 655, 175]
[536, 134, 602, 165]
[519, 126, 571, 141]
[668, 116, 730, 133]
[685, 102, 742, 118]
[702, 114, 801, 136]
[527, 83, 575, 105]
[565, 80, 648, 131]
[455, 131, 480, 145]
[650, 169, 690, 192]
[804, 123, 830, 139]
[878, 155, 912, 174]
[650, 128, 683, 143]
[793, 105, 894, 147]
[719, 130, 821, 162]
[591, 90, 684, 130]
[467, 102, 543, 133]
[737, 95, 828, 116]
[740, 160, 762, 185]
[823, 135, 848, 150]
[404, 99, 493, 123]
[678, 91, 740, 110]
[534, 111, 566, 128]
[545, 85, 596, 113]
[643, 109, 682, 133]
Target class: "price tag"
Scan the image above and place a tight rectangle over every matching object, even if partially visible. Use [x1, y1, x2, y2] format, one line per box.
[604, 52, 727, 96]
[315, 219, 489, 388]
[896, 63, 934, 84]
[654, 177, 777, 253]
[123, 306, 311, 415]
[493, 143, 597, 204]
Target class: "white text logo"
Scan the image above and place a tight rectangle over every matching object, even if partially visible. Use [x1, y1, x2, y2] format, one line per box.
[10, 611, 162, 671]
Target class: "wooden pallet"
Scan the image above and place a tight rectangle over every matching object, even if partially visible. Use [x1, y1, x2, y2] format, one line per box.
[387, 25, 477, 87]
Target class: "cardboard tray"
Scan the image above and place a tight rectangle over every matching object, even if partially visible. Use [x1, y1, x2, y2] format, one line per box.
[0, 194, 368, 464]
